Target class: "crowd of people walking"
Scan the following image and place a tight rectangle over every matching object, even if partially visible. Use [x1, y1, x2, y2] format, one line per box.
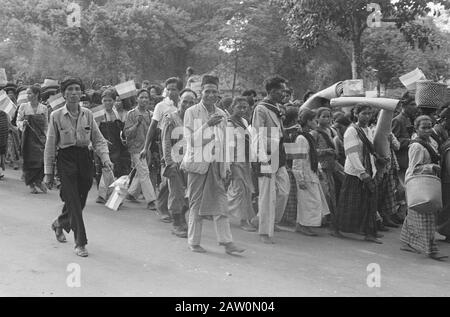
[1, 70, 449, 261]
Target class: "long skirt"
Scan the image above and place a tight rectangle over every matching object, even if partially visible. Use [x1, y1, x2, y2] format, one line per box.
[281, 169, 297, 225]
[336, 174, 378, 235]
[401, 209, 438, 255]
[293, 172, 330, 227]
[7, 129, 20, 163]
[377, 167, 396, 217]
[228, 163, 255, 221]
[319, 169, 336, 214]
[22, 115, 46, 186]
[437, 183, 450, 237]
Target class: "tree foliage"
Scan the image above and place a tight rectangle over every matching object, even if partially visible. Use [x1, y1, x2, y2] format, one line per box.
[275, 0, 450, 78]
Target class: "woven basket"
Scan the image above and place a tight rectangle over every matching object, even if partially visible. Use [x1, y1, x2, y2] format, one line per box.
[415, 80, 447, 109]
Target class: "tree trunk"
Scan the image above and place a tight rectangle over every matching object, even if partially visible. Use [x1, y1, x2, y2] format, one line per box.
[232, 51, 239, 97]
[351, 39, 362, 79]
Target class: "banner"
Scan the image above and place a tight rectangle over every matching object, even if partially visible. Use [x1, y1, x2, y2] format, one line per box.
[48, 93, 66, 110]
[115, 80, 137, 99]
[0, 90, 17, 119]
[0, 68, 7, 86]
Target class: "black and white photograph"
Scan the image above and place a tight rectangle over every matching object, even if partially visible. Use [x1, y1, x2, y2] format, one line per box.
[0, 0, 450, 300]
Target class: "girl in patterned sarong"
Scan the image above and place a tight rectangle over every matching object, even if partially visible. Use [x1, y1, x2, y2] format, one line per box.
[401, 115, 448, 261]
[334, 104, 382, 244]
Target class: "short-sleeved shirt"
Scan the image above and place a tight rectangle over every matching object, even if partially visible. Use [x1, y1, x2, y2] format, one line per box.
[124, 108, 153, 154]
[152, 98, 177, 129]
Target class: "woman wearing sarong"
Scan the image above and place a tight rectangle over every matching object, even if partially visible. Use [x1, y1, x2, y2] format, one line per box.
[311, 108, 341, 229]
[96, 89, 131, 204]
[334, 104, 382, 244]
[4, 83, 21, 170]
[438, 139, 450, 243]
[17, 86, 48, 193]
[227, 97, 256, 232]
[401, 115, 448, 261]
[293, 109, 330, 236]
[0, 110, 10, 179]
[280, 106, 301, 226]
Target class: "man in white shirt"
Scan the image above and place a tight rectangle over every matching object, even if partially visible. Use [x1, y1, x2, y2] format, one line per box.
[140, 77, 182, 222]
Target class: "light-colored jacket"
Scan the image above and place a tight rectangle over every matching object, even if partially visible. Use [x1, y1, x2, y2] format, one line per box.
[181, 102, 228, 177]
[251, 101, 284, 172]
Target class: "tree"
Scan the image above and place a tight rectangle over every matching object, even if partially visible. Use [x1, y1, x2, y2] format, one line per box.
[363, 15, 450, 87]
[274, 0, 450, 79]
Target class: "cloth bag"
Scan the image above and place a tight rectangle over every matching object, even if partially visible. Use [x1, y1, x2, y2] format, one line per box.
[105, 169, 134, 211]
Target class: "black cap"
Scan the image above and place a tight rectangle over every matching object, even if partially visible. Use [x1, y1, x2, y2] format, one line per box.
[201, 75, 219, 87]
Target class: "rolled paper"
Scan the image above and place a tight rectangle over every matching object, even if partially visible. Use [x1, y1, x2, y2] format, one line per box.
[300, 82, 343, 111]
[373, 109, 394, 158]
[330, 97, 399, 112]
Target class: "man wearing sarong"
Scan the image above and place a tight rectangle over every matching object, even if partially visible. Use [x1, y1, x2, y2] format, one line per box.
[252, 76, 290, 244]
[45, 77, 113, 257]
[17, 85, 48, 194]
[181, 75, 245, 255]
[161, 89, 196, 238]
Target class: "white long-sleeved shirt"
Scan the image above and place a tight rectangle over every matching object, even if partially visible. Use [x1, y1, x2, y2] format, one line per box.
[343, 125, 377, 179]
[16, 102, 48, 132]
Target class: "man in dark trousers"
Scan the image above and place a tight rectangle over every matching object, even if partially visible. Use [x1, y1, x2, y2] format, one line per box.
[44, 77, 112, 257]
[392, 92, 417, 185]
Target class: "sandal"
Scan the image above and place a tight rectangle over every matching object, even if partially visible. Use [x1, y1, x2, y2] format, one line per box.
[400, 244, 420, 254]
[429, 252, 448, 261]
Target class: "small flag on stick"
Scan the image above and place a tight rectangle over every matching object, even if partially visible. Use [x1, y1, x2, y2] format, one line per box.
[0, 90, 17, 119]
[399, 68, 426, 91]
[48, 93, 66, 111]
[115, 80, 137, 99]
[91, 105, 105, 123]
[17, 90, 28, 106]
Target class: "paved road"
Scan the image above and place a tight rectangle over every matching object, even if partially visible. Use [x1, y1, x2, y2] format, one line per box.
[0, 168, 449, 297]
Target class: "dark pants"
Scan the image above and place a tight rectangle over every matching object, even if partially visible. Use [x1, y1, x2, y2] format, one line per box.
[54, 147, 93, 247]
